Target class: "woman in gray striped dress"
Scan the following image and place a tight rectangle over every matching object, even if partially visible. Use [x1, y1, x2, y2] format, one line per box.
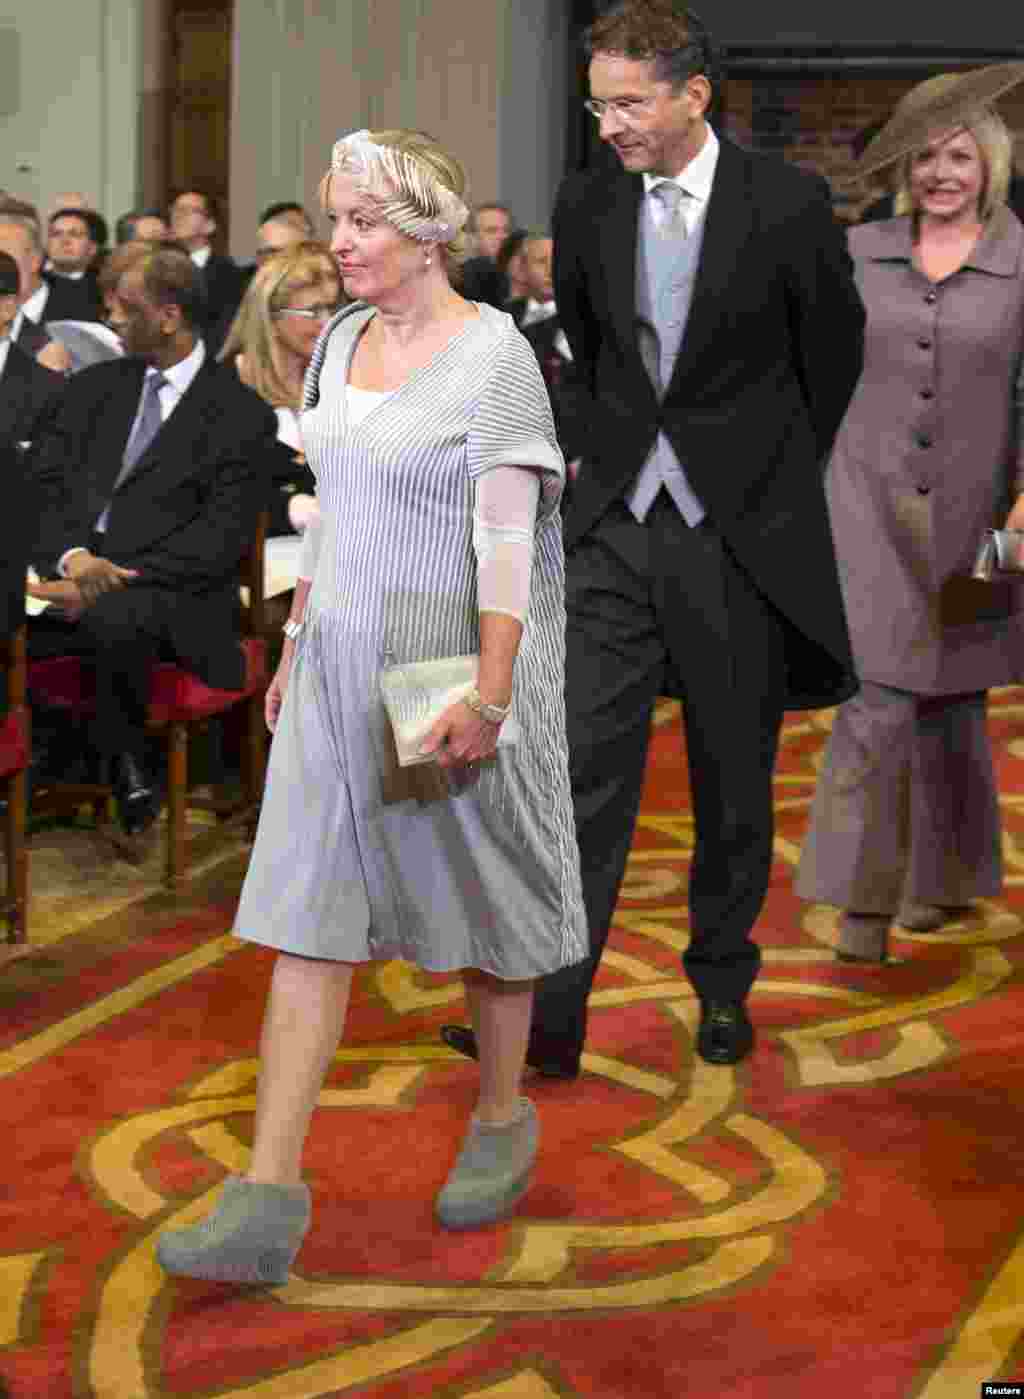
[157, 128, 587, 1281]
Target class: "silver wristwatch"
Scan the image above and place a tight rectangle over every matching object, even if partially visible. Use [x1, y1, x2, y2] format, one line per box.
[282, 619, 304, 641]
[464, 687, 510, 724]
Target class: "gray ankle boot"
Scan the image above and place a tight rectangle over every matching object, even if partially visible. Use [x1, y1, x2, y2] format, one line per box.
[156, 1174, 311, 1284]
[836, 911, 891, 963]
[436, 1098, 538, 1230]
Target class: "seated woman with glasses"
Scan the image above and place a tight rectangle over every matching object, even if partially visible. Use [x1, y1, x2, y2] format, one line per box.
[220, 241, 342, 539]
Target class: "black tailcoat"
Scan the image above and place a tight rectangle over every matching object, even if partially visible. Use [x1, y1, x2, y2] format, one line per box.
[553, 138, 866, 708]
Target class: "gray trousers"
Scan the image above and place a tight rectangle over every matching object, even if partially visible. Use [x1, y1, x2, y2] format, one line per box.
[796, 683, 1002, 913]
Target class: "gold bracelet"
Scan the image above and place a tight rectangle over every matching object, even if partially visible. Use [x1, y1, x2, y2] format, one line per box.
[464, 687, 510, 724]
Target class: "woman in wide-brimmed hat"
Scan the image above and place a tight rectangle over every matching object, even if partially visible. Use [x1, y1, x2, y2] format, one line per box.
[797, 65, 1024, 963]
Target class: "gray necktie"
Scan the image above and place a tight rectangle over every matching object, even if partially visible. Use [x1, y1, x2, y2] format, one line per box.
[116, 370, 167, 488]
[96, 371, 168, 533]
[650, 181, 687, 238]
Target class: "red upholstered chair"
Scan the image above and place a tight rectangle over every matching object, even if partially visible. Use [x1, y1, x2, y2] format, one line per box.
[0, 624, 31, 963]
[29, 512, 270, 890]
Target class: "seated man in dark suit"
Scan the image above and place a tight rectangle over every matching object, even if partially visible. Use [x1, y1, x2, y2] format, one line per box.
[29, 240, 278, 837]
[0, 252, 64, 451]
[169, 190, 246, 354]
[0, 209, 54, 361]
[43, 207, 106, 322]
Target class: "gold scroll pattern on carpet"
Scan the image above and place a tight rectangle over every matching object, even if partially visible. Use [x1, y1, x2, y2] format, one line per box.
[7, 704, 1024, 1396]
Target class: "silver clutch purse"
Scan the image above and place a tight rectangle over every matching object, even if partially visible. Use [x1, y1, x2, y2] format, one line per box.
[379, 653, 519, 768]
[972, 529, 1024, 582]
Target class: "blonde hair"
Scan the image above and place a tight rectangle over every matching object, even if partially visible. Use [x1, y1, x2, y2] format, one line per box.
[318, 128, 472, 274]
[893, 104, 1012, 220]
[218, 241, 340, 408]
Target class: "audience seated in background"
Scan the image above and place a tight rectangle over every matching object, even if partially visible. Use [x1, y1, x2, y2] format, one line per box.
[516, 233, 586, 483]
[115, 208, 169, 245]
[43, 207, 106, 322]
[220, 240, 340, 539]
[169, 189, 246, 354]
[27, 239, 278, 840]
[256, 203, 315, 263]
[0, 208, 65, 369]
[503, 230, 547, 325]
[459, 201, 514, 307]
[0, 252, 64, 451]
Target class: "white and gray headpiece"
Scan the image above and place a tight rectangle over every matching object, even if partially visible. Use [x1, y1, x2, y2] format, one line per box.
[330, 129, 470, 245]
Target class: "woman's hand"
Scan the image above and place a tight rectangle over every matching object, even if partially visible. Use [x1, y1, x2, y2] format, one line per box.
[419, 700, 501, 770]
[265, 646, 294, 733]
[1006, 494, 1024, 532]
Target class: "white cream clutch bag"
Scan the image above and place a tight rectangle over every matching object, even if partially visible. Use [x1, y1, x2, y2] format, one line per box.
[379, 654, 519, 767]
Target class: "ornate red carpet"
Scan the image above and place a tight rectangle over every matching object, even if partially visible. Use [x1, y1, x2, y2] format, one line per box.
[2, 695, 1024, 1398]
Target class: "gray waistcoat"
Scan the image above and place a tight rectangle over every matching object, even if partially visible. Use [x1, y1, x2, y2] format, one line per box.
[626, 195, 707, 525]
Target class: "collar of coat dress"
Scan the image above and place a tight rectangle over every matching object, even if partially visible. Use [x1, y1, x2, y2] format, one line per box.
[853, 204, 1023, 278]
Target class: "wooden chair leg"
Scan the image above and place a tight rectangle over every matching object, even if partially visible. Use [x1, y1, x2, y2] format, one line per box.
[2, 768, 28, 959]
[10, 767, 27, 943]
[166, 721, 188, 891]
[244, 693, 267, 808]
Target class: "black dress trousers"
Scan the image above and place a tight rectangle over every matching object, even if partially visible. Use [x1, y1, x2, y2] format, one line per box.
[528, 491, 787, 1067]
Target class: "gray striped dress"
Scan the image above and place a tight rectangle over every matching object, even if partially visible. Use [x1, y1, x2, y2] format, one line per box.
[234, 301, 588, 978]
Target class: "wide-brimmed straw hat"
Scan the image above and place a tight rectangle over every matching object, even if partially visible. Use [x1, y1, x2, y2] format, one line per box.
[854, 63, 1024, 180]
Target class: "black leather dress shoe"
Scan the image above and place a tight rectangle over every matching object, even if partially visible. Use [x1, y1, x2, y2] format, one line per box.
[696, 1001, 754, 1065]
[439, 1024, 580, 1080]
[111, 752, 160, 837]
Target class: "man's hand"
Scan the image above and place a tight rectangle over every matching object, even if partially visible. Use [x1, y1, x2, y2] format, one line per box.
[36, 340, 72, 374]
[1006, 494, 1024, 533]
[64, 551, 140, 608]
[26, 578, 86, 623]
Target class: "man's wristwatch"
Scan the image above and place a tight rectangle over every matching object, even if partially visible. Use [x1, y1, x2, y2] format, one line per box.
[282, 619, 304, 641]
[464, 688, 510, 724]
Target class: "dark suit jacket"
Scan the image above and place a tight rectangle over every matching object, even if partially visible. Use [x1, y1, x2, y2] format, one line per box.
[42, 269, 104, 323]
[0, 340, 64, 449]
[521, 312, 588, 465]
[198, 253, 246, 354]
[0, 439, 30, 659]
[503, 297, 529, 328]
[552, 137, 866, 708]
[29, 353, 278, 690]
[13, 314, 50, 359]
[267, 439, 316, 537]
[459, 256, 507, 308]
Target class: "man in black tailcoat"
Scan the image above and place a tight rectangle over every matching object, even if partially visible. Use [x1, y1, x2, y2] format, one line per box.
[443, 1, 864, 1072]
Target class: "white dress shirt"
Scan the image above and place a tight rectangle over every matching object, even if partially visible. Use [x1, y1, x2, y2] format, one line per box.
[13, 282, 51, 342]
[44, 263, 86, 280]
[58, 338, 207, 572]
[190, 246, 212, 269]
[642, 124, 720, 236]
[0, 336, 10, 379]
[520, 298, 558, 328]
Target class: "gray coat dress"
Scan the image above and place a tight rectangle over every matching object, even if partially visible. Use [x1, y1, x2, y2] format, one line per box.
[234, 302, 588, 979]
[828, 207, 1024, 695]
